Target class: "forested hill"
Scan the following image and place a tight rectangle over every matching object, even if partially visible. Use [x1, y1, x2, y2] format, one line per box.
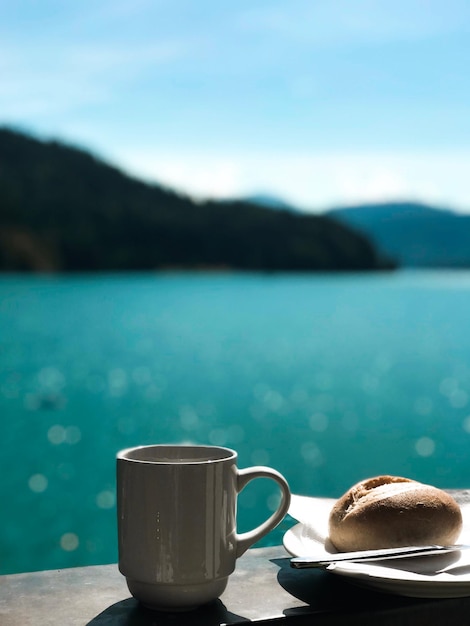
[0, 128, 393, 273]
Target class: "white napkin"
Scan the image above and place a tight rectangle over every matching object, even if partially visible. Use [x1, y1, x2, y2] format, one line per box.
[287, 494, 337, 556]
[288, 494, 334, 543]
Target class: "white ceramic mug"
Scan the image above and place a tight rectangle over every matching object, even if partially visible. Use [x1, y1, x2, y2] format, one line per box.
[117, 444, 291, 611]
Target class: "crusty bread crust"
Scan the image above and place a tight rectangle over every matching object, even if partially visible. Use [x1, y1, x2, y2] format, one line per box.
[328, 475, 462, 551]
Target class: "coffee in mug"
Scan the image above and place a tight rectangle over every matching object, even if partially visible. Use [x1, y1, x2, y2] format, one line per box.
[117, 444, 291, 610]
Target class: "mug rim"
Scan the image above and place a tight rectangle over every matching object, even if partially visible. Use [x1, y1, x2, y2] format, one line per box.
[117, 443, 237, 464]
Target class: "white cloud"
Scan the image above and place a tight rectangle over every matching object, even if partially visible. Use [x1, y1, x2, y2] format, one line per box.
[336, 167, 411, 204]
[118, 150, 244, 199]
[112, 147, 470, 212]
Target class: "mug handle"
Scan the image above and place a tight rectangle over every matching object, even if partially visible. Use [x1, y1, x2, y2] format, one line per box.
[235, 466, 291, 558]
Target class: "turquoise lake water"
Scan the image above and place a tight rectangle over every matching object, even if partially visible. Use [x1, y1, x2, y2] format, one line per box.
[2, 270, 470, 575]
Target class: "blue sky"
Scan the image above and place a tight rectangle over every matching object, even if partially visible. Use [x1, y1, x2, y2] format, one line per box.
[2, 0, 470, 211]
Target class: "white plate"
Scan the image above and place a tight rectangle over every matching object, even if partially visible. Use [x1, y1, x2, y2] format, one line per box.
[283, 495, 470, 598]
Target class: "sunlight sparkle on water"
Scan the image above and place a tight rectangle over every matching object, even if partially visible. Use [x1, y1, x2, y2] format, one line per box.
[251, 449, 270, 465]
[440, 377, 459, 397]
[439, 377, 469, 408]
[37, 366, 65, 388]
[60, 533, 79, 552]
[309, 412, 329, 432]
[47, 424, 81, 445]
[179, 405, 200, 430]
[108, 368, 128, 396]
[65, 426, 81, 444]
[300, 441, 324, 467]
[96, 490, 115, 509]
[28, 474, 48, 493]
[209, 428, 228, 446]
[462, 416, 470, 433]
[47, 425, 66, 445]
[415, 437, 436, 457]
[449, 389, 468, 409]
[267, 493, 281, 512]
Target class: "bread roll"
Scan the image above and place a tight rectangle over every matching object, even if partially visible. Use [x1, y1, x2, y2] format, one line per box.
[328, 475, 462, 552]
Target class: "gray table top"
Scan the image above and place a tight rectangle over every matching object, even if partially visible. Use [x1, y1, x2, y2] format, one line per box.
[3, 543, 470, 626]
[3, 490, 470, 625]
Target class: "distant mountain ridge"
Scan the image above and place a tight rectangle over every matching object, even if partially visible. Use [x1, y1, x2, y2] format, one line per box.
[327, 202, 470, 268]
[0, 127, 390, 273]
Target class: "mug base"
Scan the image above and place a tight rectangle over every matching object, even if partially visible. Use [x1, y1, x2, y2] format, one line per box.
[126, 576, 229, 612]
